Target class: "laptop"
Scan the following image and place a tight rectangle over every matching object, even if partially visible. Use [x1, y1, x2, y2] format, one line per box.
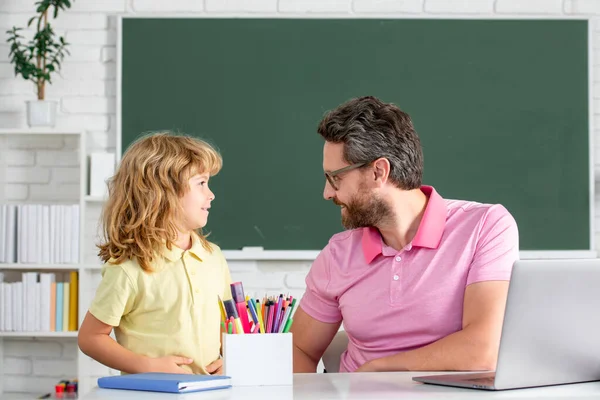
[413, 258, 600, 390]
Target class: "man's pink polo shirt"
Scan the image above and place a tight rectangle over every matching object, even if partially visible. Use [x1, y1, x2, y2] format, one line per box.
[300, 186, 519, 372]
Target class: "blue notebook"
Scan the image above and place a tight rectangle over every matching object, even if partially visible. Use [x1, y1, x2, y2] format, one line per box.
[97, 373, 232, 393]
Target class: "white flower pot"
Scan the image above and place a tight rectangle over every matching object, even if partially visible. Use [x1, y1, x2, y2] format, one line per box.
[26, 100, 58, 127]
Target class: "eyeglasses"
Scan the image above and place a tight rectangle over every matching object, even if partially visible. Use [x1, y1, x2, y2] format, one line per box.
[324, 162, 368, 191]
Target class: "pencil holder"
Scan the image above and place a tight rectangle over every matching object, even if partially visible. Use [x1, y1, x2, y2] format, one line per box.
[222, 332, 293, 386]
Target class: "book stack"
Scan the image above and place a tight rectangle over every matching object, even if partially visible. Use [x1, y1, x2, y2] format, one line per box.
[0, 271, 79, 332]
[0, 204, 80, 264]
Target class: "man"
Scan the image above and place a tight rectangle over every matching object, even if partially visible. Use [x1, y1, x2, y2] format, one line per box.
[290, 96, 518, 373]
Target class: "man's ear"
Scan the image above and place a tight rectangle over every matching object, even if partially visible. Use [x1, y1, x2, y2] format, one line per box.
[372, 158, 391, 187]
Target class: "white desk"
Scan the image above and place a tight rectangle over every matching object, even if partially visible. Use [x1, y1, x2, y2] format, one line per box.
[81, 372, 600, 400]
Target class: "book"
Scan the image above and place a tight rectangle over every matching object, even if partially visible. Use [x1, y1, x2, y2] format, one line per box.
[97, 373, 232, 393]
[68, 271, 78, 331]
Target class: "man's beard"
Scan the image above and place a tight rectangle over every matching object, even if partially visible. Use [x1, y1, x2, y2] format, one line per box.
[334, 186, 393, 230]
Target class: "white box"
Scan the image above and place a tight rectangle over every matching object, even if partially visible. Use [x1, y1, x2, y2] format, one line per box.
[89, 152, 116, 197]
[223, 333, 293, 386]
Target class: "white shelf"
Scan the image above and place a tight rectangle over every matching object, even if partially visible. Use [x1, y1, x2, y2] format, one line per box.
[0, 392, 48, 400]
[0, 129, 81, 135]
[0, 129, 90, 399]
[0, 264, 81, 270]
[0, 331, 77, 338]
[84, 196, 106, 203]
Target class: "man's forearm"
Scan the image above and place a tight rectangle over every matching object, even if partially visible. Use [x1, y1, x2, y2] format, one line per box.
[293, 345, 319, 373]
[370, 328, 497, 372]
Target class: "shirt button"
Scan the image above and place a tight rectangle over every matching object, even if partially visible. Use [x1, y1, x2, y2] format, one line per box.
[393, 275, 399, 281]
[395, 256, 402, 262]
[191, 271, 196, 276]
[195, 288, 200, 293]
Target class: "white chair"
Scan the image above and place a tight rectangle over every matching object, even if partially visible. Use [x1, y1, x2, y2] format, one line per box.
[321, 330, 349, 373]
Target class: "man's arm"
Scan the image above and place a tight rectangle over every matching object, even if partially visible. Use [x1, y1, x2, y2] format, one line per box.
[358, 280, 509, 372]
[290, 307, 342, 373]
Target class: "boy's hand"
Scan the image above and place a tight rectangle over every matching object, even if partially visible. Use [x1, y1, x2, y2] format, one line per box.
[144, 356, 194, 374]
[206, 358, 223, 375]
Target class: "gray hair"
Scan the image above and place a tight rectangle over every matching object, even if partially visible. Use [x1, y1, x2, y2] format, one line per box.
[317, 96, 423, 190]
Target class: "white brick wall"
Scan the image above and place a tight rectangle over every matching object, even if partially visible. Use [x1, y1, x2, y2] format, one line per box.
[1, 0, 600, 395]
[353, 0, 424, 14]
[1, 136, 80, 202]
[565, 0, 600, 15]
[3, 339, 77, 393]
[131, 0, 205, 12]
[425, 0, 493, 14]
[205, 0, 278, 12]
[495, 0, 564, 14]
[279, 0, 351, 13]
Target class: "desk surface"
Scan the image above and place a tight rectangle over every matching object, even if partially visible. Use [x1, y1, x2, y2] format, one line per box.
[81, 372, 600, 400]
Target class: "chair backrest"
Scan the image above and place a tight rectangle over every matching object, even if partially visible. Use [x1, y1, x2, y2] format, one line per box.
[321, 330, 348, 373]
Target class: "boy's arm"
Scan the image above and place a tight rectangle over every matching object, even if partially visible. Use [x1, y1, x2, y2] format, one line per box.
[219, 250, 233, 356]
[79, 264, 193, 374]
[78, 311, 194, 374]
[78, 312, 151, 373]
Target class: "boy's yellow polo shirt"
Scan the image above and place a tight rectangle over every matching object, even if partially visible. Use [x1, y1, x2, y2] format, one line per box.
[89, 235, 232, 374]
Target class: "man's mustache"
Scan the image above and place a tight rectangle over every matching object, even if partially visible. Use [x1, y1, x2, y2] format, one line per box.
[332, 198, 345, 207]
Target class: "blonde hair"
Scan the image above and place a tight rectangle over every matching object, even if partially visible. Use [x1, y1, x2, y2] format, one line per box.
[98, 131, 223, 272]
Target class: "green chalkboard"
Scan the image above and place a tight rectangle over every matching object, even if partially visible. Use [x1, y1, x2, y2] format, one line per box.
[120, 18, 590, 251]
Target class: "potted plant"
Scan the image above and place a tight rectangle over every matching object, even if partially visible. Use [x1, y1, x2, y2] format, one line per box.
[6, 0, 74, 127]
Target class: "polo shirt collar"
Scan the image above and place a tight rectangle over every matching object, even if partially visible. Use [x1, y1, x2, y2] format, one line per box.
[161, 233, 205, 262]
[362, 185, 447, 264]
